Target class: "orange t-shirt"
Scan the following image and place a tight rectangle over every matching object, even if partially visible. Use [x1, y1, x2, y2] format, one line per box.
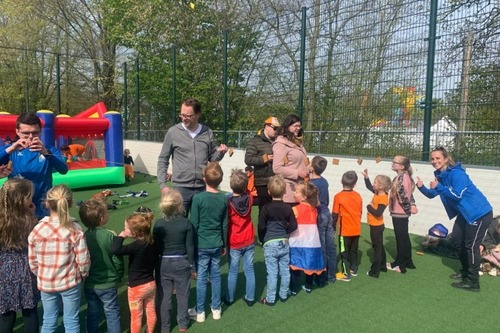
[67, 144, 85, 157]
[332, 190, 362, 236]
[367, 193, 389, 226]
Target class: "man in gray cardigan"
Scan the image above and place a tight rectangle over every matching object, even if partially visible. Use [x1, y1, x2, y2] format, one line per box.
[157, 98, 227, 215]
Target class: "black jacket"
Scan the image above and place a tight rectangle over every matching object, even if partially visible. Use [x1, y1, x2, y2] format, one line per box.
[245, 130, 275, 186]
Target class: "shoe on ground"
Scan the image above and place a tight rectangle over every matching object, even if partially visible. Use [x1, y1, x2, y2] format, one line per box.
[449, 272, 463, 280]
[407, 262, 417, 269]
[451, 280, 480, 292]
[367, 271, 379, 278]
[259, 297, 275, 306]
[279, 296, 288, 303]
[211, 308, 221, 320]
[188, 307, 196, 317]
[242, 297, 254, 307]
[336, 272, 351, 282]
[386, 263, 401, 273]
[301, 285, 312, 293]
[289, 290, 298, 296]
[350, 269, 358, 277]
[222, 297, 233, 306]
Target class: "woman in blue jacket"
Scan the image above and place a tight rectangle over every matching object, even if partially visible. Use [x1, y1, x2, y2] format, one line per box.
[417, 147, 492, 292]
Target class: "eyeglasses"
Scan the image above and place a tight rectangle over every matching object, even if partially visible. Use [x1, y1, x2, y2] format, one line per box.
[267, 124, 278, 130]
[18, 131, 40, 137]
[179, 113, 196, 119]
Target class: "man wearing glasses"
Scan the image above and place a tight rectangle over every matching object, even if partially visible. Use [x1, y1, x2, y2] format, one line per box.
[157, 98, 228, 215]
[0, 112, 68, 217]
[244, 116, 280, 214]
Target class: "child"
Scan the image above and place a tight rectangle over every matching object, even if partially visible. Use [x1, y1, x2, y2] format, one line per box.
[112, 210, 157, 333]
[244, 165, 258, 204]
[388, 155, 418, 274]
[188, 162, 228, 322]
[153, 189, 194, 333]
[124, 149, 135, 181]
[309, 156, 337, 284]
[289, 181, 326, 294]
[79, 199, 124, 333]
[61, 143, 86, 161]
[258, 175, 297, 305]
[28, 184, 91, 332]
[0, 179, 39, 333]
[224, 168, 255, 306]
[332, 170, 362, 282]
[362, 169, 392, 278]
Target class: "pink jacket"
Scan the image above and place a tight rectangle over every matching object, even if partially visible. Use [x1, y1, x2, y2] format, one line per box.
[272, 135, 309, 203]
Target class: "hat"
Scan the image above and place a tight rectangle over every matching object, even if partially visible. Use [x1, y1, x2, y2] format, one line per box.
[264, 117, 280, 127]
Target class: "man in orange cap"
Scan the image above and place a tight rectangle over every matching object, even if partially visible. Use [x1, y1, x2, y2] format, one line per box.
[244, 116, 280, 215]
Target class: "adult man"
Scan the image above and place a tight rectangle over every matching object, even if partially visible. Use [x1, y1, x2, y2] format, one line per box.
[244, 116, 280, 213]
[0, 112, 68, 217]
[157, 98, 227, 215]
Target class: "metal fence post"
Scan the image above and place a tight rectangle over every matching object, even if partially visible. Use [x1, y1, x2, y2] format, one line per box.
[123, 62, 128, 135]
[135, 57, 140, 140]
[298, 6, 307, 121]
[422, 0, 439, 161]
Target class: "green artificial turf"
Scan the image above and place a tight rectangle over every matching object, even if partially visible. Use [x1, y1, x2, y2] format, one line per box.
[12, 172, 500, 332]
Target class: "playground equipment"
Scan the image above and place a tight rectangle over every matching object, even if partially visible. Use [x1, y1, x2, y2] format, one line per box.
[0, 102, 124, 189]
[371, 86, 422, 128]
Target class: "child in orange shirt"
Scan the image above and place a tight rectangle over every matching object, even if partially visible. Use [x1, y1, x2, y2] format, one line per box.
[332, 171, 362, 282]
[362, 169, 392, 278]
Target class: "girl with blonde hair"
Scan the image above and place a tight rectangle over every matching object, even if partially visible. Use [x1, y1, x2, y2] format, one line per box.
[28, 184, 90, 332]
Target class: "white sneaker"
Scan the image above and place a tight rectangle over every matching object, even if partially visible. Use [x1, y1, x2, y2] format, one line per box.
[211, 307, 222, 320]
[188, 307, 205, 323]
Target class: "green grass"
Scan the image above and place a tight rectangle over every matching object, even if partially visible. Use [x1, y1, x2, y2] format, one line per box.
[13, 172, 500, 332]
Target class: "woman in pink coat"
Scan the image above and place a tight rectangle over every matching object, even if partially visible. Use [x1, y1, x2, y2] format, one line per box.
[272, 115, 310, 204]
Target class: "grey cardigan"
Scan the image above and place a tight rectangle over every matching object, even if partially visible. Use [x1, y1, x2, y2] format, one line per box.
[157, 123, 224, 189]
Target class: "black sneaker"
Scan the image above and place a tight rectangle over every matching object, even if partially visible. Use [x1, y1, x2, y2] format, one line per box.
[222, 297, 233, 306]
[259, 298, 275, 306]
[451, 280, 479, 292]
[301, 285, 312, 294]
[242, 297, 254, 307]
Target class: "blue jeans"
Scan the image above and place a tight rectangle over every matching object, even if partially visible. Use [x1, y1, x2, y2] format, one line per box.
[317, 209, 337, 281]
[41, 284, 81, 333]
[196, 248, 221, 313]
[263, 240, 290, 303]
[84, 286, 121, 333]
[227, 244, 255, 302]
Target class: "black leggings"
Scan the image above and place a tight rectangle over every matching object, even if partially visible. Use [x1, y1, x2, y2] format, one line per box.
[0, 308, 39, 333]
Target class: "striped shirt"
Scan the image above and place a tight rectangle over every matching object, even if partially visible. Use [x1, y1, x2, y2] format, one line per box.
[28, 216, 90, 292]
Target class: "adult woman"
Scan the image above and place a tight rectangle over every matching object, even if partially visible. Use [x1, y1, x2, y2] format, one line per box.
[417, 146, 493, 292]
[272, 115, 309, 204]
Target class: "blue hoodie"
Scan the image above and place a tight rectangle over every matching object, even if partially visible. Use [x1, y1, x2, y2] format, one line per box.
[418, 163, 491, 224]
[0, 145, 68, 218]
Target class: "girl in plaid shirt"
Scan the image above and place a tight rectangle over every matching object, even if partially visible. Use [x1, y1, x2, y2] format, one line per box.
[28, 184, 90, 333]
